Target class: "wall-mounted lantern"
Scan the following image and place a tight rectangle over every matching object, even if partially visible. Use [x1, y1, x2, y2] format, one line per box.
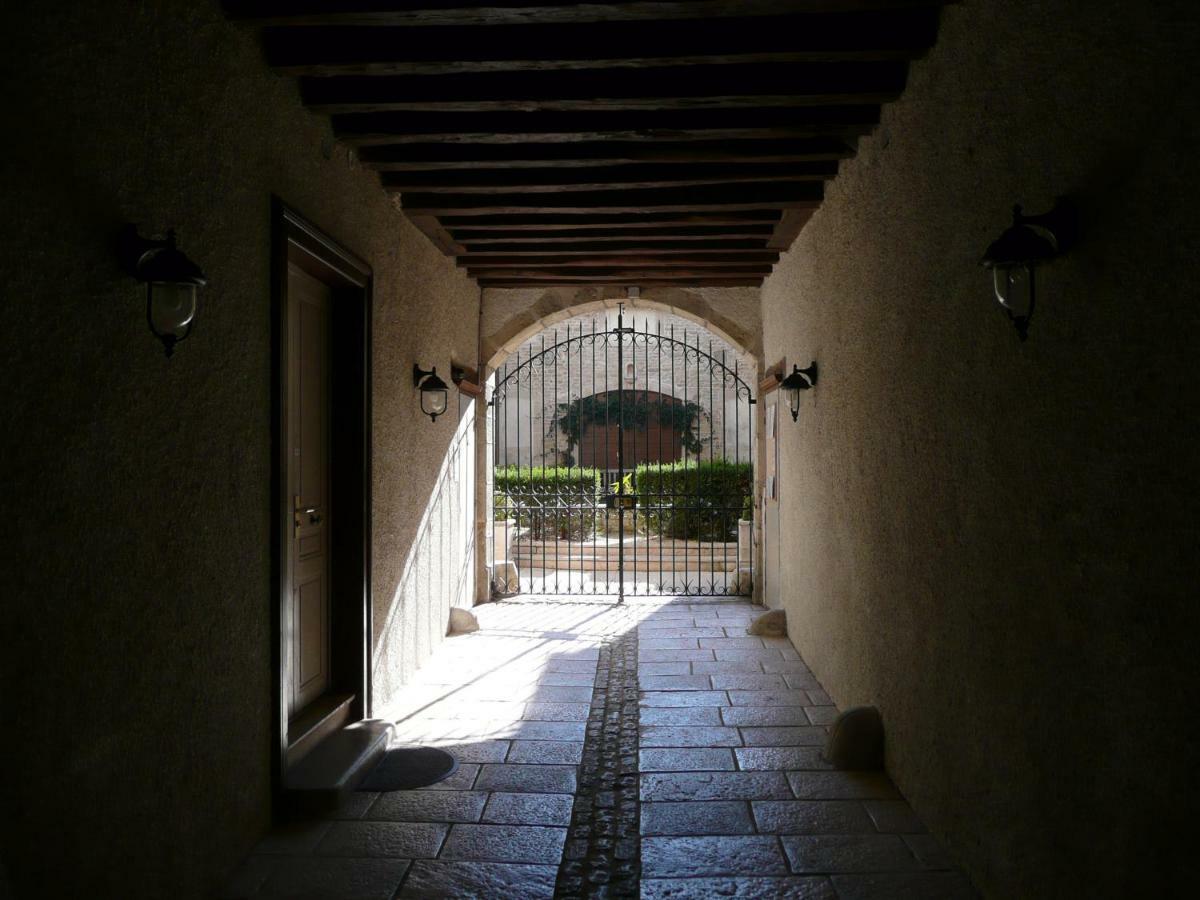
[119, 225, 208, 357]
[413, 364, 450, 422]
[980, 199, 1076, 341]
[779, 362, 818, 422]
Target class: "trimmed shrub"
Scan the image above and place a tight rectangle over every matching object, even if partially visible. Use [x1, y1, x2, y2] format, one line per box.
[634, 460, 752, 541]
[493, 466, 602, 540]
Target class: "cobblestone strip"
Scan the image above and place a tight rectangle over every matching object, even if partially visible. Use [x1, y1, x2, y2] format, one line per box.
[555, 624, 640, 898]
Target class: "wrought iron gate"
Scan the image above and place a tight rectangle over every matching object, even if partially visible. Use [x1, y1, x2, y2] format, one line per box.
[489, 307, 755, 600]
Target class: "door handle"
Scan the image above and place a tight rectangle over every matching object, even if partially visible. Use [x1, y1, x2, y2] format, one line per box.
[294, 506, 323, 527]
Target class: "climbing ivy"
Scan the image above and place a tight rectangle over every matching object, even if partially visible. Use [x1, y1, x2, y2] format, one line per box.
[550, 390, 706, 460]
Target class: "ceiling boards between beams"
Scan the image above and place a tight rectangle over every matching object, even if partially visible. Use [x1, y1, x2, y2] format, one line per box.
[228, 0, 952, 288]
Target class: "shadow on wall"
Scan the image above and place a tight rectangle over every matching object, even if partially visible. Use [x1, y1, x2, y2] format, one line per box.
[372, 400, 477, 710]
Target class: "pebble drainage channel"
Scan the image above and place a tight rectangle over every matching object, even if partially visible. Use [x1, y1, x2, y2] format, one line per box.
[555, 625, 640, 898]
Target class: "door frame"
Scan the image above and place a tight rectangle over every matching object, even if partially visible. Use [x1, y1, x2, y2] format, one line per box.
[270, 198, 373, 806]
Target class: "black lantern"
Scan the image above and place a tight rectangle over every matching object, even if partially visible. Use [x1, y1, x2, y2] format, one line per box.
[980, 199, 1075, 341]
[413, 365, 450, 422]
[779, 362, 818, 422]
[119, 224, 207, 357]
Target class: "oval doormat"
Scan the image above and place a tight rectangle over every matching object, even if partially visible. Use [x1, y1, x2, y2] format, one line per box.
[358, 747, 458, 791]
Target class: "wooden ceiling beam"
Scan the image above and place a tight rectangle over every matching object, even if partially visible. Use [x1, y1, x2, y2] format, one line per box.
[357, 137, 854, 170]
[335, 106, 880, 144]
[458, 254, 779, 267]
[438, 211, 783, 229]
[449, 226, 777, 242]
[472, 269, 771, 280]
[381, 161, 837, 193]
[481, 278, 764, 287]
[227, 1, 953, 28]
[459, 241, 772, 255]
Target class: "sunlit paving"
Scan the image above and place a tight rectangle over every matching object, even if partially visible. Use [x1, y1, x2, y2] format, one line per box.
[223, 595, 974, 898]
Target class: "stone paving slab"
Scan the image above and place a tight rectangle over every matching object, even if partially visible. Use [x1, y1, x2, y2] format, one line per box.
[830, 871, 978, 899]
[506, 739, 584, 764]
[482, 792, 575, 826]
[738, 726, 828, 747]
[642, 835, 789, 877]
[476, 763, 578, 794]
[734, 747, 832, 771]
[640, 725, 742, 747]
[720, 706, 813, 726]
[640, 876, 836, 899]
[640, 690, 730, 707]
[641, 800, 755, 835]
[639, 706, 724, 726]
[639, 748, 736, 772]
[315, 822, 447, 859]
[441, 823, 568, 863]
[260, 857, 411, 899]
[640, 771, 793, 802]
[398, 860, 557, 899]
[366, 790, 487, 823]
[786, 771, 902, 801]
[751, 800, 877, 835]
[781, 834, 923, 873]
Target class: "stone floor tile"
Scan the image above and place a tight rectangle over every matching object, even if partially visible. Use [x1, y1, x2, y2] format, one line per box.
[259, 857, 411, 900]
[804, 706, 839, 726]
[639, 661, 692, 676]
[830, 871, 978, 899]
[397, 860, 557, 899]
[639, 747, 736, 771]
[506, 739, 584, 764]
[641, 638, 702, 650]
[530, 671, 597, 687]
[640, 725, 742, 747]
[524, 684, 595, 703]
[760, 659, 816, 675]
[329, 790, 380, 820]
[727, 689, 811, 706]
[738, 726, 828, 747]
[315, 821, 448, 858]
[698, 637, 766, 649]
[713, 648, 789, 661]
[640, 626, 727, 639]
[545, 658, 599, 674]
[691, 660, 767, 675]
[641, 771, 793, 801]
[782, 834, 922, 873]
[735, 747, 832, 771]
[253, 819, 333, 855]
[641, 876, 836, 899]
[864, 800, 927, 834]
[640, 690, 730, 707]
[476, 763, 578, 793]
[904, 833, 955, 868]
[639, 706, 725, 726]
[787, 771, 902, 800]
[752, 800, 877, 834]
[440, 823, 567, 863]
[423, 699, 526, 720]
[418, 763, 479, 790]
[721, 706, 812, 727]
[639, 648, 716, 662]
[521, 701, 591, 721]
[641, 835, 789, 877]
[394, 740, 509, 764]
[709, 673, 789, 691]
[639, 674, 713, 691]
[366, 790, 487, 823]
[806, 688, 833, 705]
[642, 800, 755, 835]
[481, 791, 575, 826]
[217, 855, 277, 899]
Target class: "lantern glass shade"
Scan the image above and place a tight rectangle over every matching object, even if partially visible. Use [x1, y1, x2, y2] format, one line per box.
[147, 281, 197, 341]
[422, 385, 449, 420]
[992, 264, 1034, 319]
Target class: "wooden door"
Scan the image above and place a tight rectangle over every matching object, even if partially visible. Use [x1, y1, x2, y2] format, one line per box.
[763, 399, 781, 609]
[287, 264, 332, 717]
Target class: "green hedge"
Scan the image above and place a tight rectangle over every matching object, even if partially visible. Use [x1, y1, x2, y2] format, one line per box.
[493, 466, 602, 540]
[634, 460, 752, 541]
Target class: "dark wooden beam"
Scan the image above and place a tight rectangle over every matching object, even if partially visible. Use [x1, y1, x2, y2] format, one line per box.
[301, 62, 907, 113]
[460, 241, 772, 255]
[262, 10, 939, 75]
[438, 211, 783, 229]
[401, 182, 821, 215]
[338, 106, 880, 145]
[458, 253, 779, 267]
[449, 225, 777, 242]
[475, 272, 768, 284]
[228, 1, 953, 28]
[381, 161, 837, 193]
[481, 279, 763, 287]
[357, 138, 854, 170]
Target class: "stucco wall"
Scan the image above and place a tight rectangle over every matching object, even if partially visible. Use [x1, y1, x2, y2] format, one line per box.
[760, 1, 1199, 896]
[0, 3, 477, 897]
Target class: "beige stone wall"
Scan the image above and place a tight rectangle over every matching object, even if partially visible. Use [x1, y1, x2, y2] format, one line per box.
[0, 2, 477, 897]
[760, 1, 1200, 896]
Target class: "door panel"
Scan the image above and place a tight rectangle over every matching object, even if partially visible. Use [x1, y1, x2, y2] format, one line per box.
[287, 263, 332, 717]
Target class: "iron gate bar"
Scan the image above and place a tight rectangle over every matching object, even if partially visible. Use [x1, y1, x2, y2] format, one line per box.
[490, 308, 754, 598]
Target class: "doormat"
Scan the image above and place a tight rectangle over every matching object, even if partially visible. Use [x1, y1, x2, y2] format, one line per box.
[358, 747, 458, 792]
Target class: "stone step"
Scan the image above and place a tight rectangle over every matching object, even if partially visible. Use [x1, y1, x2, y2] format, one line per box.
[283, 719, 393, 814]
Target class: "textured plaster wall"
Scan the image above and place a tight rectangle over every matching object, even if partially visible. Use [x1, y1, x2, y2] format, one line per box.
[760, 1, 1200, 896]
[0, 2, 477, 897]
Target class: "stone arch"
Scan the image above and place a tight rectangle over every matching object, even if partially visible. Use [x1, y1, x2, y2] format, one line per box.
[482, 285, 762, 372]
